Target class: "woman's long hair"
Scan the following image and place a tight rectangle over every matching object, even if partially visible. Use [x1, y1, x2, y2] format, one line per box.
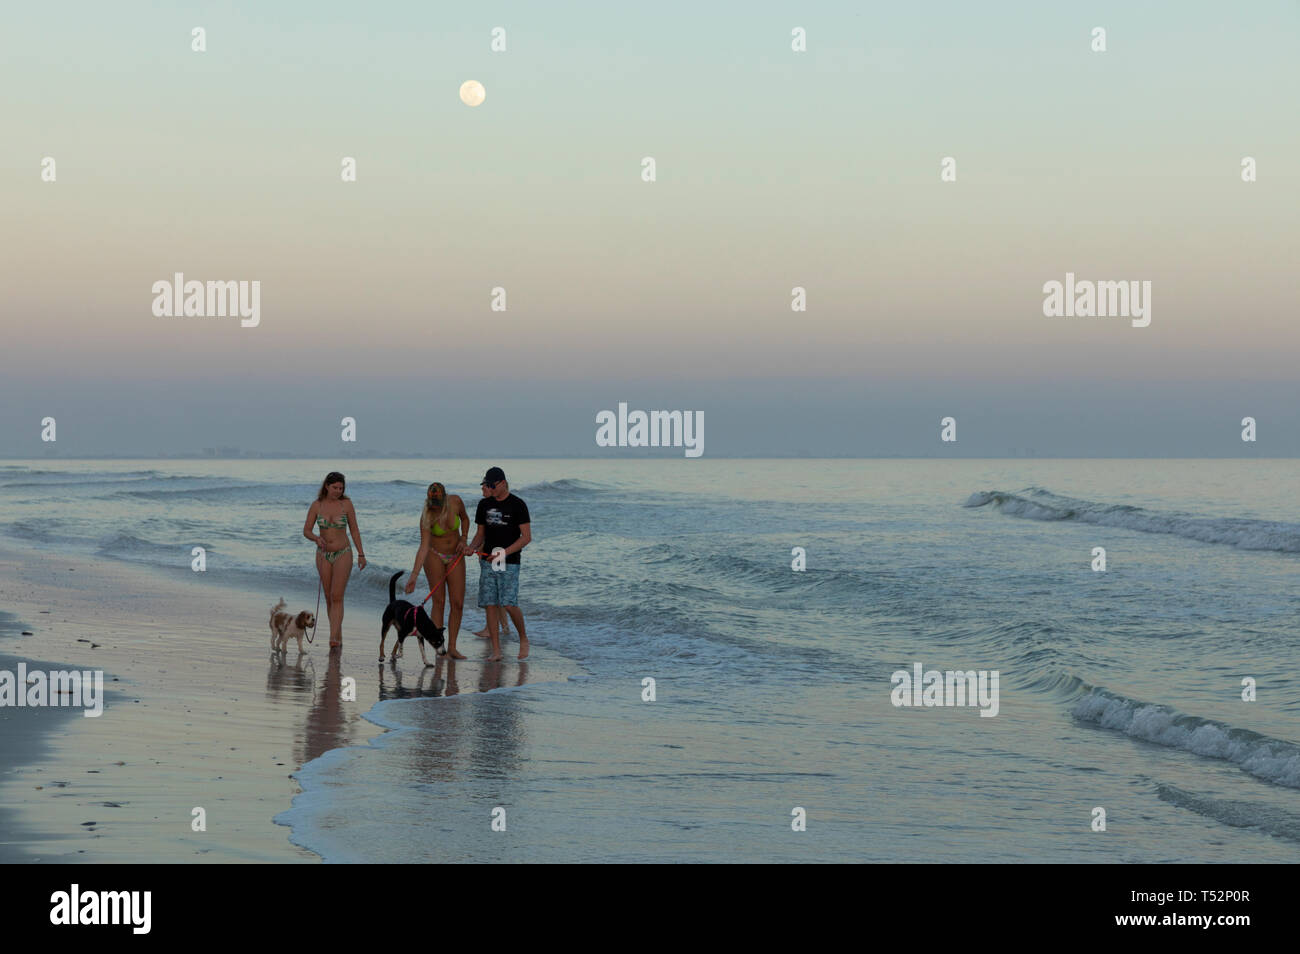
[420, 481, 452, 534]
[317, 471, 349, 502]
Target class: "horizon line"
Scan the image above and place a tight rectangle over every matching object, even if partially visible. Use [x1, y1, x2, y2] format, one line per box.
[1, 455, 1296, 462]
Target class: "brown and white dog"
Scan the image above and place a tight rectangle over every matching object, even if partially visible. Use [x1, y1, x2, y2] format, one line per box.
[269, 598, 316, 654]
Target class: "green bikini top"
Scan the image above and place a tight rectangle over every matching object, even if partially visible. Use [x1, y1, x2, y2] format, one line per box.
[430, 515, 461, 537]
[317, 510, 349, 530]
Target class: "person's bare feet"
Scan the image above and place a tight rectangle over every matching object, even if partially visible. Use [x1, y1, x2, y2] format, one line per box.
[449, 649, 467, 659]
[517, 639, 530, 660]
[488, 653, 503, 661]
[474, 627, 490, 638]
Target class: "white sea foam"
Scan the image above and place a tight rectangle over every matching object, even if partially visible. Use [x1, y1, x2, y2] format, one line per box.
[1073, 689, 1300, 788]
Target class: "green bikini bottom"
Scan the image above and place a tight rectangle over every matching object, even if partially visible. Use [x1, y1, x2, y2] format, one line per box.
[322, 544, 351, 564]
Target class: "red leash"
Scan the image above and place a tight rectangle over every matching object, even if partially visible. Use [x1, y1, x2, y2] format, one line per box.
[403, 551, 477, 623]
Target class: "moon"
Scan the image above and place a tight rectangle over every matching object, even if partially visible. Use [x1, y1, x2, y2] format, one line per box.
[459, 80, 486, 107]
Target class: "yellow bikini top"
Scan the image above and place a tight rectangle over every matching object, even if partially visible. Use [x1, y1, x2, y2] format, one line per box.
[430, 514, 460, 537]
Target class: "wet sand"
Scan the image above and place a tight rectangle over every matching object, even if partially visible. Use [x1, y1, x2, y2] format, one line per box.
[0, 543, 569, 862]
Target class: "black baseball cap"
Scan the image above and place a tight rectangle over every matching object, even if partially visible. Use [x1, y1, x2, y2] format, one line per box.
[481, 466, 506, 487]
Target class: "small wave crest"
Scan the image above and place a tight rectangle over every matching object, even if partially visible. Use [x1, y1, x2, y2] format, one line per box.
[94, 531, 195, 561]
[1156, 782, 1300, 843]
[1073, 688, 1300, 788]
[117, 481, 291, 501]
[7, 519, 75, 545]
[517, 478, 605, 497]
[0, 467, 163, 481]
[1, 472, 168, 490]
[965, 487, 1300, 554]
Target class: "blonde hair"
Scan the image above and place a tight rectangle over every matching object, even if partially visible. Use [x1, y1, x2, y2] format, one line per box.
[420, 482, 452, 534]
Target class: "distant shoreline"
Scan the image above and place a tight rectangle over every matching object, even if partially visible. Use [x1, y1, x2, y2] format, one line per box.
[3, 455, 1296, 461]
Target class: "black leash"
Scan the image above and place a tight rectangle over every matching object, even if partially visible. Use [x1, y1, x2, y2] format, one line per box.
[306, 573, 323, 644]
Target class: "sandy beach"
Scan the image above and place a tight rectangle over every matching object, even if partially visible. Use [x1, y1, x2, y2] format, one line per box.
[0, 540, 571, 862]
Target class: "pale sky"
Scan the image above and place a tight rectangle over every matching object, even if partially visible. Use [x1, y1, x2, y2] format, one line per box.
[2, 1, 1297, 456]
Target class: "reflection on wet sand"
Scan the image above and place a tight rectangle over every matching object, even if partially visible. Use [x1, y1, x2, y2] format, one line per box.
[265, 651, 314, 702]
[467, 664, 528, 780]
[266, 648, 539, 781]
[300, 652, 351, 764]
[398, 659, 533, 786]
[378, 656, 532, 701]
[377, 659, 445, 700]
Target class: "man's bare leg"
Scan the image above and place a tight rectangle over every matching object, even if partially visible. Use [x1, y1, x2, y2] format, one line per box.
[485, 605, 503, 661]
[505, 605, 528, 659]
[476, 613, 509, 638]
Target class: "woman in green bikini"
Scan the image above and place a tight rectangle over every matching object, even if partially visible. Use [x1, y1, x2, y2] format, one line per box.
[405, 482, 470, 659]
[303, 471, 367, 651]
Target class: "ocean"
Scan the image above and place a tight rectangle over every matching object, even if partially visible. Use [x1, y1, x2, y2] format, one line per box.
[3, 458, 1298, 862]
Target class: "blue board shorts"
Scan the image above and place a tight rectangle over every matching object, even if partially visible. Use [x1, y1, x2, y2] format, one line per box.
[478, 561, 520, 607]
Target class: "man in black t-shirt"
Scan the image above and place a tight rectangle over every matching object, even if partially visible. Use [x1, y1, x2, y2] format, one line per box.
[463, 466, 531, 660]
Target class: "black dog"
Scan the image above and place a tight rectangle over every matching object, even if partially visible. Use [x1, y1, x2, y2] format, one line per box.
[380, 571, 445, 665]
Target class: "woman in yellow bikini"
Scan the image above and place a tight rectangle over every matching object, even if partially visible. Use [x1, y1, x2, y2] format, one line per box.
[303, 471, 367, 651]
[406, 482, 471, 659]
